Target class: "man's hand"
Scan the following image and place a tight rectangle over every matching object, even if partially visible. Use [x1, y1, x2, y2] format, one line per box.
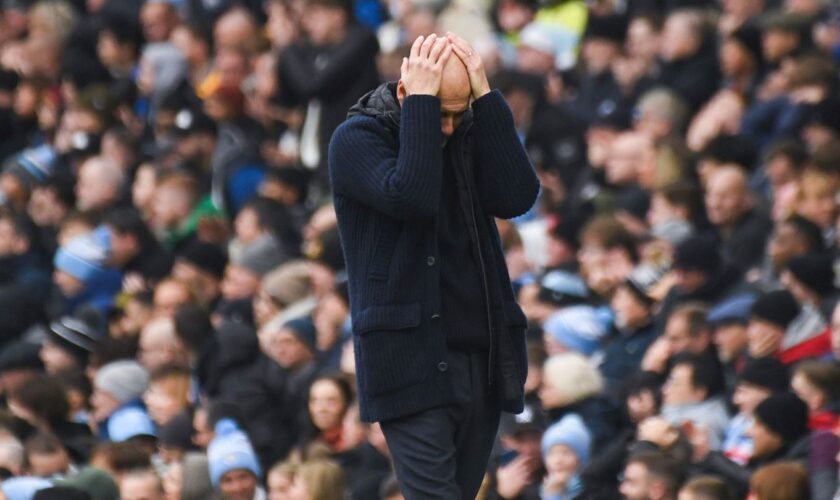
[400, 34, 451, 96]
[446, 32, 490, 99]
[496, 455, 534, 498]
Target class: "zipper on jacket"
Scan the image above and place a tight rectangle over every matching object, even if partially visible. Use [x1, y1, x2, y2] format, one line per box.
[457, 140, 496, 390]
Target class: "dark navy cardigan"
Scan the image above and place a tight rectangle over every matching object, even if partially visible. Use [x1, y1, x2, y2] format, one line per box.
[328, 84, 540, 422]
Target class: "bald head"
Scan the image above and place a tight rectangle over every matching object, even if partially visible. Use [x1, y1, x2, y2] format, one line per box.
[705, 165, 752, 227]
[440, 56, 471, 101]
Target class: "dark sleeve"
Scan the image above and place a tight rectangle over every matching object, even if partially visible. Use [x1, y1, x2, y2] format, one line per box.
[328, 95, 443, 221]
[695, 451, 751, 497]
[279, 29, 378, 100]
[470, 90, 540, 219]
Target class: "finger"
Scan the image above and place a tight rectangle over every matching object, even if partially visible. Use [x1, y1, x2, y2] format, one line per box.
[428, 36, 448, 62]
[419, 33, 437, 59]
[401, 57, 408, 77]
[436, 43, 452, 67]
[447, 32, 472, 52]
[410, 35, 424, 59]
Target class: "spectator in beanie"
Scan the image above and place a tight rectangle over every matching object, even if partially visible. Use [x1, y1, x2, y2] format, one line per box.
[660, 353, 729, 450]
[790, 360, 840, 430]
[722, 358, 789, 465]
[0, 209, 50, 343]
[708, 294, 757, 389]
[39, 316, 101, 375]
[747, 290, 801, 362]
[542, 304, 609, 357]
[540, 353, 616, 453]
[783, 252, 837, 322]
[218, 231, 289, 322]
[51, 227, 123, 321]
[489, 400, 546, 499]
[207, 418, 264, 500]
[540, 414, 591, 500]
[91, 360, 154, 442]
[171, 240, 227, 308]
[694, 393, 826, 498]
[252, 259, 315, 329]
[520, 270, 589, 325]
[0, 339, 44, 398]
[600, 263, 666, 395]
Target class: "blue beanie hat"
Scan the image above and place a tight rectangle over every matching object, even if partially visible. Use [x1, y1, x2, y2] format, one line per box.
[543, 305, 608, 356]
[107, 406, 157, 442]
[207, 419, 261, 488]
[283, 316, 317, 353]
[708, 293, 757, 326]
[1, 476, 53, 499]
[541, 414, 592, 466]
[54, 226, 112, 283]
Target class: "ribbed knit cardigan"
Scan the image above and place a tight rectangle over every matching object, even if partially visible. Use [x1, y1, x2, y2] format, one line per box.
[328, 87, 540, 422]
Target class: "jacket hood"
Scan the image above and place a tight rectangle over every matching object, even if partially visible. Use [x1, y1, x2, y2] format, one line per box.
[347, 81, 402, 130]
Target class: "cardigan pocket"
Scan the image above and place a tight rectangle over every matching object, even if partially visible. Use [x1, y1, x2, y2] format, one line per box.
[353, 302, 426, 396]
[367, 219, 398, 281]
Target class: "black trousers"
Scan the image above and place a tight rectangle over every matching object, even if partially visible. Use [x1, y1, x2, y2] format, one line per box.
[380, 349, 501, 499]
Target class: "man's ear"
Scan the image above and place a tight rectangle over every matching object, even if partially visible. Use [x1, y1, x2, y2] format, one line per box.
[396, 80, 406, 106]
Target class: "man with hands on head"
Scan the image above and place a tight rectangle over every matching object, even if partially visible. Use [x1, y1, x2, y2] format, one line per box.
[329, 33, 539, 499]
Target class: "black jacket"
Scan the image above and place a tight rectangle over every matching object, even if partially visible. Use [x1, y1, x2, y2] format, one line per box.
[328, 83, 540, 422]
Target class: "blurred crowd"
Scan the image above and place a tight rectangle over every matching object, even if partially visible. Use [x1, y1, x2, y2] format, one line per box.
[0, 0, 838, 498]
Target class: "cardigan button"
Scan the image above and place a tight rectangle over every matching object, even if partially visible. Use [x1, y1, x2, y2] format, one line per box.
[437, 362, 448, 372]
[430, 313, 441, 320]
[426, 256, 436, 266]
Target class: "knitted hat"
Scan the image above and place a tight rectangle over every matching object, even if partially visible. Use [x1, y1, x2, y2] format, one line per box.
[159, 410, 195, 450]
[262, 261, 312, 307]
[737, 358, 789, 393]
[282, 316, 317, 353]
[207, 419, 262, 488]
[541, 414, 592, 466]
[56, 467, 119, 500]
[47, 317, 101, 365]
[172, 108, 217, 136]
[235, 234, 285, 277]
[94, 360, 149, 404]
[625, 263, 669, 304]
[0, 340, 43, 372]
[32, 486, 93, 500]
[181, 452, 214, 500]
[54, 227, 112, 284]
[754, 393, 809, 444]
[538, 270, 589, 306]
[2, 144, 59, 190]
[106, 406, 157, 441]
[708, 294, 757, 326]
[177, 241, 227, 279]
[673, 235, 721, 274]
[543, 305, 608, 356]
[785, 253, 836, 296]
[519, 22, 580, 70]
[785, 215, 825, 253]
[729, 24, 763, 63]
[1, 477, 53, 500]
[499, 401, 547, 437]
[750, 290, 800, 329]
[583, 14, 627, 43]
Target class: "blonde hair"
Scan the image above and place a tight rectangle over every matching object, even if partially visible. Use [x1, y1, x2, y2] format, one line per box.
[296, 459, 346, 500]
[543, 353, 604, 405]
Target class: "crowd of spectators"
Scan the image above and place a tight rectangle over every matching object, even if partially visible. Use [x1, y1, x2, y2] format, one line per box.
[0, 0, 838, 498]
